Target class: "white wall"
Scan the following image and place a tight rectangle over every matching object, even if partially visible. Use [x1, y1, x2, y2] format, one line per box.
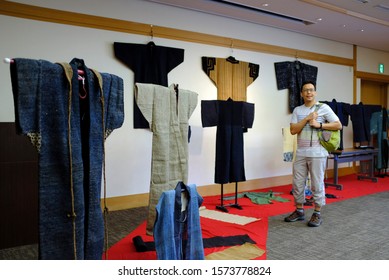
[357, 47, 389, 74]
[1, 0, 385, 198]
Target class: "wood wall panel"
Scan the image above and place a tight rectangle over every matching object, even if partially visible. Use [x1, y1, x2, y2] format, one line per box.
[0, 122, 38, 249]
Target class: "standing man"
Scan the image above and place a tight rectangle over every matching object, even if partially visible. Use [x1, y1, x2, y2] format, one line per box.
[284, 81, 342, 227]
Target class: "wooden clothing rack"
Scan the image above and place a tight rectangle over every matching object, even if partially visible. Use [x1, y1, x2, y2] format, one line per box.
[216, 182, 243, 212]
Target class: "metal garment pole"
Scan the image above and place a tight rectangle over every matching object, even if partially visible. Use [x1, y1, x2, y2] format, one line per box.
[216, 182, 243, 212]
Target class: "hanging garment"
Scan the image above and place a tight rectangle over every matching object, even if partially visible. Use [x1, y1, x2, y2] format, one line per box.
[201, 98, 254, 184]
[153, 182, 204, 260]
[114, 42, 184, 128]
[274, 61, 318, 113]
[201, 56, 259, 101]
[10, 58, 124, 259]
[134, 83, 198, 235]
[282, 126, 297, 162]
[370, 108, 389, 170]
[350, 102, 381, 143]
[321, 99, 351, 150]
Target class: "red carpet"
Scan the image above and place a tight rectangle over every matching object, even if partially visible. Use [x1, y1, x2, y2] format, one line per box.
[105, 174, 389, 260]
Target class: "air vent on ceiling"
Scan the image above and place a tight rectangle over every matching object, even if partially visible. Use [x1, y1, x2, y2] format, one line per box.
[211, 0, 316, 25]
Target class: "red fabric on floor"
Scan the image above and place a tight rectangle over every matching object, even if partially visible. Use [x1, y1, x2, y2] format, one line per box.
[105, 174, 389, 260]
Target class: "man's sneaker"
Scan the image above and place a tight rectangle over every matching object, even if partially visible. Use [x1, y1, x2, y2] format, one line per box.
[307, 212, 322, 227]
[284, 210, 305, 222]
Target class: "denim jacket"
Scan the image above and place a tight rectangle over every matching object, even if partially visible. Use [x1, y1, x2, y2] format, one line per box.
[153, 182, 205, 260]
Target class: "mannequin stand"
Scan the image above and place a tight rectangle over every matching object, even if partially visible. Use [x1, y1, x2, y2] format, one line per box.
[216, 182, 242, 212]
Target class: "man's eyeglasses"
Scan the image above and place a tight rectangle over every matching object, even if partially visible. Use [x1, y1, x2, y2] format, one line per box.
[302, 88, 315, 93]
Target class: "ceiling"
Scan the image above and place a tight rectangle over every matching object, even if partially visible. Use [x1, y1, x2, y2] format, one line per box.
[146, 0, 389, 52]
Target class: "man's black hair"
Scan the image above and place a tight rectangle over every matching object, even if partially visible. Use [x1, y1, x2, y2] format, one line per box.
[301, 81, 316, 92]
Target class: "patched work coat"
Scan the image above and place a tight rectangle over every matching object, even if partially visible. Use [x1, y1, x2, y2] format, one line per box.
[10, 58, 124, 259]
[134, 83, 198, 235]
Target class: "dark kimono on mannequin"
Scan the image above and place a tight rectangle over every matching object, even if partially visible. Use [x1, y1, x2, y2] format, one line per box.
[201, 98, 254, 184]
[274, 61, 318, 113]
[10, 58, 124, 259]
[114, 42, 184, 128]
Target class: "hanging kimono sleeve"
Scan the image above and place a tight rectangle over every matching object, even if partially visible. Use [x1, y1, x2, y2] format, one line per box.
[201, 100, 219, 127]
[187, 91, 198, 120]
[10, 58, 43, 135]
[201, 100, 254, 130]
[100, 73, 124, 137]
[134, 83, 157, 130]
[242, 102, 255, 130]
[10, 58, 68, 151]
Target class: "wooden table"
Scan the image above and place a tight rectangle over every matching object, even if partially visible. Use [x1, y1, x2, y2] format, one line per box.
[325, 148, 378, 190]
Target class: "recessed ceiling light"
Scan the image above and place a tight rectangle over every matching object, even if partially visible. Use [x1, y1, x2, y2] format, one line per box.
[262, 3, 269, 7]
[360, 29, 365, 32]
[316, 18, 322, 21]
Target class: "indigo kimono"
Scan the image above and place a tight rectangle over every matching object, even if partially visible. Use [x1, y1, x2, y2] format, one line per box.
[10, 58, 124, 260]
[350, 102, 381, 143]
[370, 108, 389, 170]
[274, 61, 318, 113]
[201, 98, 254, 184]
[154, 182, 204, 260]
